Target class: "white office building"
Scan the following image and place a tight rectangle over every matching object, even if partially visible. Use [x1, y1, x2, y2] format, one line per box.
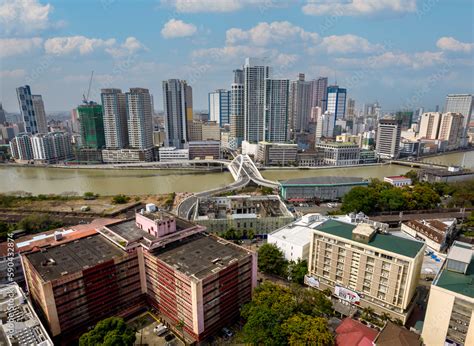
[126, 88, 153, 150]
[101, 88, 128, 149]
[444, 94, 473, 147]
[264, 78, 289, 143]
[209, 89, 230, 126]
[315, 111, 335, 142]
[376, 119, 401, 159]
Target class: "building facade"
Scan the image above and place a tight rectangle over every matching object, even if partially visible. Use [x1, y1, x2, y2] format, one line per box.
[311, 77, 328, 111]
[438, 112, 464, 150]
[264, 78, 289, 143]
[31, 95, 48, 134]
[188, 140, 221, 160]
[10, 133, 34, 160]
[444, 94, 473, 147]
[126, 88, 153, 150]
[307, 220, 425, 323]
[314, 142, 360, 166]
[16, 86, 48, 134]
[326, 85, 346, 120]
[158, 147, 189, 161]
[375, 119, 401, 159]
[77, 103, 105, 149]
[418, 112, 441, 139]
[101, 88, 128, 149]
[315, 111, 335, 142]
[289, 73, 312, 137]
[230, 69, 245, 146]
[208, 89, 230, 126]
[31, 132, 73, 163]
[256, 142, 298, 166]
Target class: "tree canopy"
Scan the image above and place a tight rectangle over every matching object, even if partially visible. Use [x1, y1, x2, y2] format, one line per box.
[79, 317, 136, 346]
[258, 243, 288, 276]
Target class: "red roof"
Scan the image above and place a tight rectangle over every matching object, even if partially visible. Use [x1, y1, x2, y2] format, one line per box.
[385, 176, 409, 180]
[336, 318, 378, 346]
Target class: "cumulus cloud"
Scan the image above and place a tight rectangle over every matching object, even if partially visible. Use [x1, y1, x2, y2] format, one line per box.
[0, 69, 27, 78]
[0, 37, 43, 57]
[302, 0, 417, 16]
[163, 0, 283, 13]
[44, 36, 146, 57]
[226, 21, 319, 46]
[0, 0, 55, 34]
[192, 45, 269, 61]
[161, 19, 197, 39]
[436, 37, 473, 53]
[320, 34, 382, 54]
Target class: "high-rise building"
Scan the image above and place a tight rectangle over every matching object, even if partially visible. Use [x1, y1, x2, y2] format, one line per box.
[101, 88, 128, 149]
[208, 89, 230, 126]
[162, 79, 193, 148]
[288, 73, 312, 137]
[16, 86, 48, 134]
[264, 78, 289, 143]
[31, 95, 48, 133]
[394, 111, 413, 130]
[422, 241, 473, 345]
[77, 103, 105, 149]
[346, 98, 356, 119]
[418, 112, 442, 139]
[126, 88, 153, 150]
[444, 94, 473, 147]
[326, 85, 347, 120]
[315, 111, 335, 142]
[230, 69, 244, 146]
[311, 77, 328, 110]
[244, 58, 271, 143]
[31, 132, 73, 163]
[0, 103, 7, 125]
[10, 133, 33, 160]
[375, 119, 401, 159]
[438, 112, 464, 149]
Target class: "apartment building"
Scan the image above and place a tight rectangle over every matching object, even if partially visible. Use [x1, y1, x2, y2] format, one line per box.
[256, 141, 298, 166]
[314, 142, 360, 166]
[422, 241, 473, 345]
[307, 219, 425, 323]
[401, 219, 456, 252]
[158, 147, 189, 161]
[188, 140, 221, 160]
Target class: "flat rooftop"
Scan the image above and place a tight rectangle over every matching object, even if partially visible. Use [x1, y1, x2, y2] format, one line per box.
[25, 234, 125, 282]
[279, 176, 368, 186]
[107, 219, 156, 242]
[316, 219, 424, 258]
[141, 210, 175, 222]
[152, 233, 251, 280]
[435, 243, 474, 298]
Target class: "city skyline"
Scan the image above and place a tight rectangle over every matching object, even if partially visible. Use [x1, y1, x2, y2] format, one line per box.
[0, 0, 473, 113]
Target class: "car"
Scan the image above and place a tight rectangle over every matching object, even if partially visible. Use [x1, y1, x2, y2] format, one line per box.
[222, 327, 234, 338]
[164, 333, 176, 342]
[154, 324, 168, 336]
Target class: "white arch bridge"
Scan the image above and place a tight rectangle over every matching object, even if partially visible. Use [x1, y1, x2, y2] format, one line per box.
[177, 154, 279, 219]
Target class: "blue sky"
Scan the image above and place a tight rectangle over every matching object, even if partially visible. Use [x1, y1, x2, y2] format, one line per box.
[0, 0, 473, 113]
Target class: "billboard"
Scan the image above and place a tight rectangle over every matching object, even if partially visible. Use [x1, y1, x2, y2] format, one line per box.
[304, 275, 320, 288]
[335, 285, 361, 304]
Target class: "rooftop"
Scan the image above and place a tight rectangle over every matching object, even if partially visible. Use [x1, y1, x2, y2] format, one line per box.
[385, 176, 410, 180]
[373, 322, 421, 346]
[279, 176, 367, 186]
[25, 234, 125, 282]
[152, 233, 252, 280]
[335, 318, 378, 346]
[315, 220, 425, 258]
[403, 219, 454, 245]
[435, 242, 474, 298]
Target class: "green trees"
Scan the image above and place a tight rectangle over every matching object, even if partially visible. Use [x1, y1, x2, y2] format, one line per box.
[79, 317, 136, 346]
[111, 194, 130, 204]
[241, 282, 334, 345]
[17, 214, 63, 233]
[257, 243, 288, 277]
[83, 192, 98, 200]
[341, 186, 378, 214]
[287, 259, 308, 285]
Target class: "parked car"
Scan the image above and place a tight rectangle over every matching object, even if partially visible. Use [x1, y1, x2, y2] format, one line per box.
[154, 324, 168, 336]
[222, 327, 234, 338]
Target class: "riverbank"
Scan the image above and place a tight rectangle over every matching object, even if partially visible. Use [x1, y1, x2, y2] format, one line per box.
[261, 162, 386, 170]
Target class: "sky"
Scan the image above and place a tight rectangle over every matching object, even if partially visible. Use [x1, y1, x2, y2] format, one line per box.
[0, 0, 473, 113]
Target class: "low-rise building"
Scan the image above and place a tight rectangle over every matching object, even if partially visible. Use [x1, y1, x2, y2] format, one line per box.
[256, 142, 298, 166]
[374, 322, 421, 346]
[158, 147, 189, 162]
[279, 176, 368, 202]
[418, 166, 474, 183]
[401, 219, 456, 252]
[188, 140, 220, 160]
[422, 241, 474, 346]
[359, 149, 377, 164]
[307, 219, 425, 323]
[383, 176, 412, 187]
[0, 283, 53, 346]
[335, 317, 378, 346]
[314, 142, 360, 166]
[193, 195, 294, 234]
[102, 148, 154, 163]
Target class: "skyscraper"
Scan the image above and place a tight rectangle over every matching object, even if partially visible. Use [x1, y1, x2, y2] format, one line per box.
[101, 88, 128, 149]
[208, 89, 231, 126]
[288, 73, 312, 138]
[162, 79, 193, 148]
[77, 103, 106, 149]
[418, 112, 442, 139]
[444, 94, 473, 147]
[311, 77, 328, 110]
[264, 78, 289, 143]
[326, 85, 347, 120]
[376, 119, 401, 159]
[16, 86, 48, 134]
[244, 58, 271, 143]
[0, 103, 7, 125]
[315, 111, 335, 142]
[126, 88, 153, 150]
[346, 98, 356, 119]
[438, 112, 464, 149]
[230, 69, 244, 146]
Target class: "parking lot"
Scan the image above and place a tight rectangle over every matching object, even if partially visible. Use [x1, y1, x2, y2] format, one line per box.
[128, 313, 184, 346]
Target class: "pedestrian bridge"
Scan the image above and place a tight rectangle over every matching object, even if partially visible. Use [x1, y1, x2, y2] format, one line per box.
[227, 154, 279, 188]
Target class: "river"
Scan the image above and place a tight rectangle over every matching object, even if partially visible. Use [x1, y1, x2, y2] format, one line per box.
[0, 150, 472, 196]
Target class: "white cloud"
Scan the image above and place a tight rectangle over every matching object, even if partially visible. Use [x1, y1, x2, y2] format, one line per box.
[226, 21, 319, 46]
[0, 0, 54, 34]
[336, 51, 445, 69]
[105, 37, 147, 57]
[0, 69, 27, 78]
[302, 0, 417, 16]
[320, 34, 382, 54]
[0, 37, 43, 57]
[163, 0, 283, 13]
[44, 36, 116, 55]
[161, 19, 197, 39]
[436, 37, 473, 53]
[192, 45, 269, 61]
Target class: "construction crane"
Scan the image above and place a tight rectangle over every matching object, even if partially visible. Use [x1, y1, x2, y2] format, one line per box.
[82, 71, 94, 104]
